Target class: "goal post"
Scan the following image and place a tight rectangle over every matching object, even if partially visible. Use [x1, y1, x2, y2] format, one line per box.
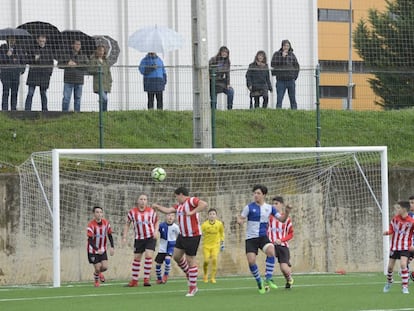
[17, 146, 389, 287]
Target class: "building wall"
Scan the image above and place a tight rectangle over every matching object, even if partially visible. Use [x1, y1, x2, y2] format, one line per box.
[0, 0, 317, 111]
[318, 0, 387, 110]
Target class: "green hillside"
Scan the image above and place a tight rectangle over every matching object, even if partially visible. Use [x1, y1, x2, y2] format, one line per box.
[1, 108, 413, 170]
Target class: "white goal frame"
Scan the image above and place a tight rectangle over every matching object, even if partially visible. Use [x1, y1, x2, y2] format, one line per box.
[47, 146, 389, 287]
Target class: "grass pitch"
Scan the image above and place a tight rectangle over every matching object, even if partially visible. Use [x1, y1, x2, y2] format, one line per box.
[1, 273, 412, 311]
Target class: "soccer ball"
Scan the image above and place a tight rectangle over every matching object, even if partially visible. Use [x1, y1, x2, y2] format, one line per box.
[151, 167, 166, 182]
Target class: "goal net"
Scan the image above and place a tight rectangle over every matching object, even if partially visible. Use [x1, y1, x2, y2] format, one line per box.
[16, 147, 388, 287]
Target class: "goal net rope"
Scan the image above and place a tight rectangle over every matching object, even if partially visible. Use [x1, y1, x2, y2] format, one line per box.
[16, 147, 388, 286]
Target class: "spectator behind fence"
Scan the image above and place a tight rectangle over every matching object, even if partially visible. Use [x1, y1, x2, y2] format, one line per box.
[209, 46, 234, 110]
[271, 39, 300, 110]
[89, 45, 112, 112]
[245, 50, 272, 109]
[139, 52, 166, 110]
[24, 35, 54, 111]
[0, 36, 25, 111]
[58, 39, 89, 112]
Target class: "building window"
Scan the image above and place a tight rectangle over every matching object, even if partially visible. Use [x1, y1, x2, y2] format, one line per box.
[318, 9, 352, 22]
[319, 60, 365, 73]
[320, 86, 355, 98]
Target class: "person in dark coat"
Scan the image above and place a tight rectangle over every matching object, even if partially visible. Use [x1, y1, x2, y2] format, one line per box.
[58, 39, 89, 112]
[0, 36, 26, 111]
[246, 51, 272, 109]
[209, 46, 234, 110]
[24, 35, 54, 111]
[139, 52, 167, 110]
[271, 40, 300, 110]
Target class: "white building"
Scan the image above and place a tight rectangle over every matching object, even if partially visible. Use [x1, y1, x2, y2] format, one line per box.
[0, 0, 317, 111]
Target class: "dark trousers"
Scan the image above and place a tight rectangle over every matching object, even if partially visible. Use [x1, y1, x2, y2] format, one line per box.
[276, 80, 297, 110]
[250, 94, 269, 109]
[1, 78, 19, 110]
[25, 85, 49, 111]
[147, 92, 163, 110]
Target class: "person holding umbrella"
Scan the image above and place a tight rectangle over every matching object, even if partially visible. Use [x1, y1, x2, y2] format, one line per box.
[88, 45, 112, 111]
[24, 35, 54, 111]
[138, 52, 167, 110]
[0, 36, 26, 110]
[58, 39, 89, 112]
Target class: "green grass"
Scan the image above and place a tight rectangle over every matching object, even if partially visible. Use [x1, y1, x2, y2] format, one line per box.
[1, 273, 412, 311]
[1, 108, 414, 170]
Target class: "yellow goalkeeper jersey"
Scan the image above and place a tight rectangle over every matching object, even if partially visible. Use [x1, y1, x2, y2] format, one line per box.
[201, 219, 224, 247]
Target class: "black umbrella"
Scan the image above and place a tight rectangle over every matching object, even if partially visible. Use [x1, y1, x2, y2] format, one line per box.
[17, 21, 61, 52]
[58, 30, 96, 58]
[93, 35, 120, 66]
[0, 27, 31, 40]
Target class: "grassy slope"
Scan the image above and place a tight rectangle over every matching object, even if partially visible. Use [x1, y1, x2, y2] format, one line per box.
[0, 108, 413, 169]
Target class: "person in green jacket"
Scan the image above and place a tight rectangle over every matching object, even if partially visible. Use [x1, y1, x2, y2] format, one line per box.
[89, 45, 112, 111]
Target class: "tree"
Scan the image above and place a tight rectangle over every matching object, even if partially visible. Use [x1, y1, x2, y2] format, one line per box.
[354, 0, 414, 109]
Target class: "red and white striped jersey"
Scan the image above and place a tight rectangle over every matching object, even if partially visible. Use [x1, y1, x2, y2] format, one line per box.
[127, 206, 158, 240]
[388, 215, 414, 251]
[267, 214, 294, 247]
[174, 197, 202, 237]
[87, 218, 112, 254]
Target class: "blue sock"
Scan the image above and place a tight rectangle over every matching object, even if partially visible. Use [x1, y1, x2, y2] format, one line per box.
[265, 256, 275, 280]
[249, 264, 261, 283]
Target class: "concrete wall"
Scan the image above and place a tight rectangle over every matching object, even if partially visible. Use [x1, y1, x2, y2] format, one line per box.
[1, 168, 413, 285]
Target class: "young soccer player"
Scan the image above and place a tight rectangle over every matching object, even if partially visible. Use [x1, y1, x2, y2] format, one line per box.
[155, 212, 180, 284]
[201, 208, 225, 283]
[87, 206, 115, 287]
[123, 193, 159, 287]
[153, 186, 208, 297]
[383, 201, 414, 294]
[237, 184, 291, 294]
[268, 196, 294, 288]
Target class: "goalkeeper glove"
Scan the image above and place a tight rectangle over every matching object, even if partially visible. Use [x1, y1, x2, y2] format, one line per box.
[220, 241, 224, 251]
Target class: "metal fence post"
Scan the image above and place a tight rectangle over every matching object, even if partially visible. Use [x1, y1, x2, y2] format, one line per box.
[315, 64, 321, 147]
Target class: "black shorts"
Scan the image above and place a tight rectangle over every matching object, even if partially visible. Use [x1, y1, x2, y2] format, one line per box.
[155, 252, 171, 264]
[175, 234, 201, 257]
[245, 236, 272, 255]
[88, 252, 108, 264]
[390, 250, 411, 259]
[134, 238, 156, 254]
[275, 245, 290, 264]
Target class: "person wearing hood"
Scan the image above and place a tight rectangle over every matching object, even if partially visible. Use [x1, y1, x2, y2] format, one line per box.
[139, 52, 167, 110]
[209, 46, 234, 110]
[271, 40, 300, 110]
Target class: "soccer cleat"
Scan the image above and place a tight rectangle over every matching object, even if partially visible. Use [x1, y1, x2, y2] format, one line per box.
[162, 275, 168, 284]
[143, 278, 151, 286]
[94, 280, 100, 287]
[402, 287, 409, 294]
[211, 278, 216, 284]
[265, 278, 278, 289]
[186, 286, 198, 297]
[99, 273, 105, 283]
[156, 279, 164, 284]
[203, 275, 208, 283]
[285, 278, 294, 289]
[258, 279, 266, 294]
[383, 283, 391, 293]
[126, 279, 138, 287]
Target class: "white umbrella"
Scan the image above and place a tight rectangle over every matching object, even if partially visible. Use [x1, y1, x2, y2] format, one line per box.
[128, 25, 184, 54]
